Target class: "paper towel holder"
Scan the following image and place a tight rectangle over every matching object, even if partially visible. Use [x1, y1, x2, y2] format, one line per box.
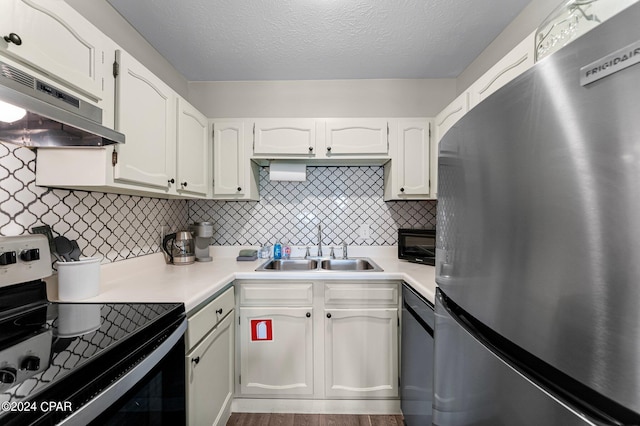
[269, 161, 307, 182]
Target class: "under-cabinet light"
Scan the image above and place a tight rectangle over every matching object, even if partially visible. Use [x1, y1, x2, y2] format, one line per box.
[0, 100, 26, 123]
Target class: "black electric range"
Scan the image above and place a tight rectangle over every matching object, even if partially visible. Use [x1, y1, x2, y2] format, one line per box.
[0, 235, 186, 425]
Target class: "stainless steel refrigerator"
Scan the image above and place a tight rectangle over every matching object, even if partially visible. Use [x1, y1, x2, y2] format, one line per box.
[434, 3, 640, 425]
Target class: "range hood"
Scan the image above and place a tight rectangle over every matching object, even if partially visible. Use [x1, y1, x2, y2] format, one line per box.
[0, 61, 124, 148]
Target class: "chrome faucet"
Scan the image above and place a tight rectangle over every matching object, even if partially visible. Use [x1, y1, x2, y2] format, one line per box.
[317, 224, 323, 257]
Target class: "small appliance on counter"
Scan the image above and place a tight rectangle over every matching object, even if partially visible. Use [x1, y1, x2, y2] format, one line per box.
[398, 228, 436, 265]
[190, 222, 213, 262]
[162, 231, 195, 265]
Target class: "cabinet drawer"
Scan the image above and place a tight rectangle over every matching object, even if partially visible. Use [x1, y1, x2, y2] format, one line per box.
[238, 281, 313, 306]
[324, 281, 399, 306]
[187, 286, 235, 349]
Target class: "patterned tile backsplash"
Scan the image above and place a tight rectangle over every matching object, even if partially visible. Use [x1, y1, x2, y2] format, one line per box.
[0, 142, 189, 263]
[190, 166, 437, 246]
[0, 142, 436, 264]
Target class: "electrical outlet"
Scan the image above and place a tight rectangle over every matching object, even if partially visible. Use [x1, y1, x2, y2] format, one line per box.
[358, 224, 370, 239]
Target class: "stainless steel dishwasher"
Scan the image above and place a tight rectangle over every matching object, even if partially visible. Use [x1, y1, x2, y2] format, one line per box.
[401, 282, 435, 425]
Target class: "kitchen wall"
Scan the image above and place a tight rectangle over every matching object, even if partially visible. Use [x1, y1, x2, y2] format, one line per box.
[189, 79, 456, 118]
[0, 142, 189, 263]
[189, 166, 437, 247]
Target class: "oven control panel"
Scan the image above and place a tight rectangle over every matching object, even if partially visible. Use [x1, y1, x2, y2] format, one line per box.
[0, 235, 52, 288]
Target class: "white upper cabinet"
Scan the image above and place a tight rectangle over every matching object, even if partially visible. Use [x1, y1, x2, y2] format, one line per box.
[324, 119, 388, 155]
[384, 119, 433, 201]
[213, 121, 244, 195]
[176, 98, 209, 197]
[113, 49, 176, 190]
[251, 118, 389, 161]
[0, 0, 106, 102]
[468, 32, 535, 109]
[211, 120, 260, 200]
[435, 92, 469, 144]
[396, 120, 430, 196]
[253, 119, 317, 156]
[433, 93, 470, 199]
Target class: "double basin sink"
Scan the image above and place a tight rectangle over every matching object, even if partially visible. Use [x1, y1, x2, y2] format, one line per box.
[255, 257, 383, 272]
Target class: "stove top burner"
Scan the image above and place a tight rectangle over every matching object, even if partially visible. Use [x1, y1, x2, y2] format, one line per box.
[0, 300, 182, 408]
[0, 235, 185, 424]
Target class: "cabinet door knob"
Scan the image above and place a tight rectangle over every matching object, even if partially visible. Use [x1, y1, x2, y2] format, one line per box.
[181, 181, 188, 187]
[327, 146, 332, 152]
[400, 187, 405, 192]
[308, 146, 313, 152]
[3, 33, 22, 46]
[237, 187, 242, 192]
[168, 178, 175, 184]
[191, 356, 200, 367]
[326, 313, 331, 319]
[306, 312, 311, 318]
[216, 308, 223, 315]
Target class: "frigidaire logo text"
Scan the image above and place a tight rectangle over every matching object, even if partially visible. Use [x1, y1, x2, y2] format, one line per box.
[580, 40, 640, 86]
[585, 47, 640, 77]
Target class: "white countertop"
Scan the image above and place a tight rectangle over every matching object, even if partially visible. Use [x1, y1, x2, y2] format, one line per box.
[46, 246, 436, 312]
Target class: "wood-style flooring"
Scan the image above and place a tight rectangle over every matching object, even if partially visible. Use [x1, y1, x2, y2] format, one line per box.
[227, 413, 405, 426]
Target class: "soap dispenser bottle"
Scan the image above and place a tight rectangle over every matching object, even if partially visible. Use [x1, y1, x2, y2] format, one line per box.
[283, 240, 292, 259]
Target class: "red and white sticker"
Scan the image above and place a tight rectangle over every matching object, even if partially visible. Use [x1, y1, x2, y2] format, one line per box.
[250, 319, 273, 341]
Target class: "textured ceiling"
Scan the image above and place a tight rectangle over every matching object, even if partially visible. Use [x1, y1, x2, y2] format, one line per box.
[107, 0, 531, 81]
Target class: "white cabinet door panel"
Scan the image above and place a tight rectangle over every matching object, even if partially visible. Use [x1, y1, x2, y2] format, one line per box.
[324, 308, 398, 398]
[397, 120, 430, 195]
[0, 0, 105, 101]
[435, 92, 469, 143]
[325, 119, 388, 155]
[186, 312, 234, 426]
[253, 119, 317, 155]
[177, 98, 209, 196]
[213, 121, 244, 195]
[239, 307, 314, 396]
[469, 32, 535, 109]
[114, 50, 175, 189]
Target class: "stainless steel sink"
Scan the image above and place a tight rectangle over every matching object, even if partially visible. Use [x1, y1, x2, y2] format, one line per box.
[320, 258, 383, 271]
[255, 257, 383, 272]
[255, 259, 318, 271]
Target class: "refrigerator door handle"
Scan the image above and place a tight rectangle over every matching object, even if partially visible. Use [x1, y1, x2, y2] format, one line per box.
[438, 291, 640, 426]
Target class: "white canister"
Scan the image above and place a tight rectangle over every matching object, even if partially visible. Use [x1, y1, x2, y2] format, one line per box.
[56, 257, 101, 301]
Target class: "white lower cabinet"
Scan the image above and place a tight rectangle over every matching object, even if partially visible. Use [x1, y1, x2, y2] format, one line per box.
[235, 280, 400, 401]
[324, 308, 398, 398]
[238, 307, 314, 396]
[186, 313, 233, 425]
[186, 287, 234, 426]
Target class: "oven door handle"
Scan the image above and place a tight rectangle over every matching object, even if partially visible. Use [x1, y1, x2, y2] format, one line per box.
[59, 318, 187, 426]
